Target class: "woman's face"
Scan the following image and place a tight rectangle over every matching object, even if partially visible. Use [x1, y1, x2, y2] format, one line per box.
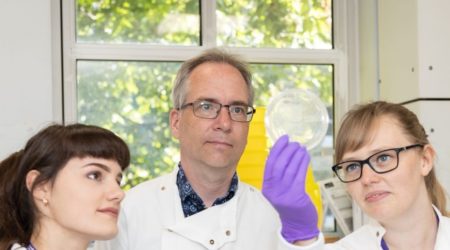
[42, 157, 124, 241]
[343, 116, 433, 223]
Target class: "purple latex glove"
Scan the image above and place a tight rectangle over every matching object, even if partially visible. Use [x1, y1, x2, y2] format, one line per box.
[262, 135, 319, 243]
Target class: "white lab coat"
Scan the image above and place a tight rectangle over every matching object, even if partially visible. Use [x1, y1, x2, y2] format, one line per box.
[92, 168, 323, 250]
[9, 244, 25, 250]
[325, 206, 450, 250]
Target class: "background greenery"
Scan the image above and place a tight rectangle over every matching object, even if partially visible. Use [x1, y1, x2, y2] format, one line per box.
[76, 0, 333, 189]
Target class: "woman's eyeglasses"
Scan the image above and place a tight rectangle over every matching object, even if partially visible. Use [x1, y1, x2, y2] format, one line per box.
[332, 144, 424, 183]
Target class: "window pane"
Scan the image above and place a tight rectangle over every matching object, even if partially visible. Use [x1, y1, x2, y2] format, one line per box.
[217, 0, 332, 49]
[76, 0, 200, 45]
[77, 61, 333, 188]
[77, 61, 181, 188]
[251, 64, 334, 180]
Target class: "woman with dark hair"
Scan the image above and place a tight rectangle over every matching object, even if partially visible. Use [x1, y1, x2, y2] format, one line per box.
[0, 124, 130, 250]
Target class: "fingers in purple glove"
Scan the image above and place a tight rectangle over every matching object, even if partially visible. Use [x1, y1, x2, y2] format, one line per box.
[293, 145, 311, 187]
[264, 134, 289, 179]
[269, 142, 300, 180]
[283, 145, 309, 184]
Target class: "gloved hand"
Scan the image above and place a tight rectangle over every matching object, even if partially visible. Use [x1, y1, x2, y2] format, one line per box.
[262, 135, 319, 243]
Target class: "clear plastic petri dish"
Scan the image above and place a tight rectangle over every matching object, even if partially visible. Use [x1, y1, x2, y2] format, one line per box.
[265, 89, 329, 150]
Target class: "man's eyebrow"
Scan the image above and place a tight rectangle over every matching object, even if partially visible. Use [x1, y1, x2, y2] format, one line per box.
[229, 100, 249, 106]
[195, 97, 217, 103]
[196, 98, 249, 106]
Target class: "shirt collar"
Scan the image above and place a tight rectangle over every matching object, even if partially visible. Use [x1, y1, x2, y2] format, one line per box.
[176, 163, 238, 217]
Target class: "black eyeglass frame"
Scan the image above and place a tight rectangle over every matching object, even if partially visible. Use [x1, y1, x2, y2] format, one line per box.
[331, 144, 424, 183]
[178, 100, 256, 122]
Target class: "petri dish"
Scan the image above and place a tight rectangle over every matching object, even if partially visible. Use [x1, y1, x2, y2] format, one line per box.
[265, 89, 329, 150]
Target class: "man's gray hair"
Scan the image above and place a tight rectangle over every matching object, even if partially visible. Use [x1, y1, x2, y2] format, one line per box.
[171, 48, 254, 109]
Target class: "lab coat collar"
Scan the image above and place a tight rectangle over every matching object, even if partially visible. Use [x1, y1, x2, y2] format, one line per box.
[365, 204, 444, 247]
[158, 168, 239, 249]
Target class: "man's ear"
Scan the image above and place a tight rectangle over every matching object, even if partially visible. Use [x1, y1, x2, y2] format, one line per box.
[170, 108, 181, 139]
[420, 144, 435, 176]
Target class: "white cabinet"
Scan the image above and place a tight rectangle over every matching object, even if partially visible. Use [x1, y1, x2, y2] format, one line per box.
[378, 0, 450, 102]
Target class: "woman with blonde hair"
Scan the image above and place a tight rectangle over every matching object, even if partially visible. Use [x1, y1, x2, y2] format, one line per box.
[264, 100, 450, 249]
[328, 101, 449, 249]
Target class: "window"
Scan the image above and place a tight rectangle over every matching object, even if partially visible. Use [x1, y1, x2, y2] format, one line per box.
[62, 1, 357, 214]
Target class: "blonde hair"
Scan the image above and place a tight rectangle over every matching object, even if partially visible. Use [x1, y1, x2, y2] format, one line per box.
[335, 101, 448, 216]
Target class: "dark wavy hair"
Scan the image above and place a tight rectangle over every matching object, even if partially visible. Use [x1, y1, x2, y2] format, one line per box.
[0, 123, 130, 248]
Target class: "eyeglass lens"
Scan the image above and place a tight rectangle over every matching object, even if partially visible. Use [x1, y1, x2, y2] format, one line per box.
[192, 100, 253, 122]
[335, 148, 399, 182]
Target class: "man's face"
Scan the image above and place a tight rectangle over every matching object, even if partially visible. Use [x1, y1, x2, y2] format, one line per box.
[170, 62, 250, 172]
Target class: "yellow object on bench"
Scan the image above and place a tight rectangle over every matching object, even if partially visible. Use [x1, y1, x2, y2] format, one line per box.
[237, 107, 323, 228]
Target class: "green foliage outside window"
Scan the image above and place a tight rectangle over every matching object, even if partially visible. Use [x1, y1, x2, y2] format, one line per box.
[77, 0, 200, 44]
[76, 0, 331, 48]
[78, 61, 181, 188]
[75, 0, 333, 189]
[217, 0, 332, 48]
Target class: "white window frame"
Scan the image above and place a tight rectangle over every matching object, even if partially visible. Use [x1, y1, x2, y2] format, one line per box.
[55, 0, 361, 235]
[60, 0, 360, 127]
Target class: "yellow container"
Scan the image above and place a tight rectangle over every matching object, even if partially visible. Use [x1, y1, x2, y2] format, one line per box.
[237, 107, 323, 228]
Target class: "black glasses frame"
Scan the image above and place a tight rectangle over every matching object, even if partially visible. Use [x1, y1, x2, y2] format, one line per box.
[332, 144, 424, 183]
[178, 100, 256, 122]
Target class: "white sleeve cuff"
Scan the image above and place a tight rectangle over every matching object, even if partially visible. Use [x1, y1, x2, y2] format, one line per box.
[277, 228, 325, 250]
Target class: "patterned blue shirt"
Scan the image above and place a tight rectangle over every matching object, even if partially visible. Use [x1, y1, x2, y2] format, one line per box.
[176, 163, 238, 217]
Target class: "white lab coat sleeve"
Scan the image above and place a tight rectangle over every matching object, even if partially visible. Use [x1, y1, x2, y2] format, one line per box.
[9, 243, 26, 250]
[276, 229, 325, 250]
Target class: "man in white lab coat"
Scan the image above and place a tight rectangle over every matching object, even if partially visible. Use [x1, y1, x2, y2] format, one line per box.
[92, 48, 324, 250]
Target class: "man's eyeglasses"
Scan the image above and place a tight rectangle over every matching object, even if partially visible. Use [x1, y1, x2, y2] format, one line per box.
[178, 100, 256, 122]
[331, 144, 424, 183]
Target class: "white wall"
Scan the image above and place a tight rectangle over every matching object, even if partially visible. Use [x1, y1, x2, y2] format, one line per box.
[377, 0, 450, 102]
[378, 0, 419, 103]
[358, 0, 379, 102]
[417, 0, 450, 97]
[0, 0, 60, 159]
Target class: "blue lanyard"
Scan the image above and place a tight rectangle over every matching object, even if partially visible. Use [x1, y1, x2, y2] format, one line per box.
[380, 239, 389, 250]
